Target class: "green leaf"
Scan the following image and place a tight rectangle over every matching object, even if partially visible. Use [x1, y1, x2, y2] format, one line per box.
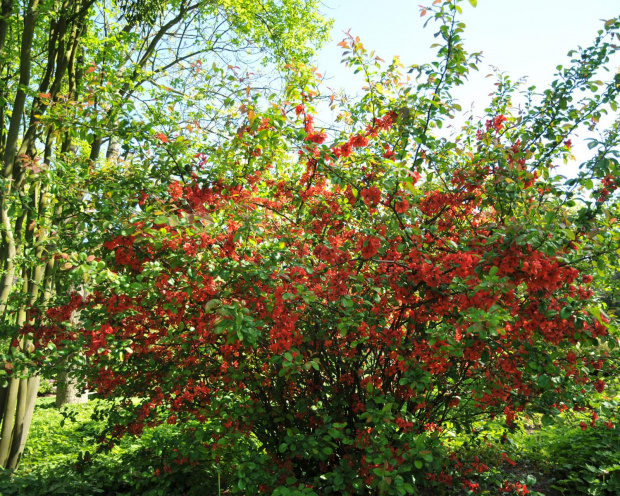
[328, 428, 343, 439]
[588, 306, 604, 324]
[541, 415, 555, 427]
[468, 0, 477, 6]
[481, 350, 490, 363]
[205, 299, 221, 312]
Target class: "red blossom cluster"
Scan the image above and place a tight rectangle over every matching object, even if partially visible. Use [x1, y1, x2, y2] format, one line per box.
[485, 114, 508, 133]
[598, 173, 620, 201]
[26, 102, 615, 494]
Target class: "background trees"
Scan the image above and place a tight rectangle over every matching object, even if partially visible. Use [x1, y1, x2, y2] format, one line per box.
[0, 0, 329, 469]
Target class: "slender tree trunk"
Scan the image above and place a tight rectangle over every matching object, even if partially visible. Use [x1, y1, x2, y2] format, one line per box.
[106, 138, 121, 163]
[5, 376, 39, 469]
[0, 0, 41, 470]
[0, 0, 91, 469]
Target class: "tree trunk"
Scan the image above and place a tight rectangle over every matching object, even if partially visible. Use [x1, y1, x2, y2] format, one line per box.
[106, 138, 121, 163]
[0, 375, 39, 469]
[56, 284, 88, 408]
[55, 368, 88, 407]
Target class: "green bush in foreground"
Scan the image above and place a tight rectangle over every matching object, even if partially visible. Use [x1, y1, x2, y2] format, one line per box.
[0, 399, 233, 496]
[2, 387, 619, 495]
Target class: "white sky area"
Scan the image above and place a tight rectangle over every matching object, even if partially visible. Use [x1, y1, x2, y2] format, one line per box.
[311, 0, 620, 178]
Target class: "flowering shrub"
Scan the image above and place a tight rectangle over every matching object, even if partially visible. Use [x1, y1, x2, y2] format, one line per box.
[24, 2, 620, 494]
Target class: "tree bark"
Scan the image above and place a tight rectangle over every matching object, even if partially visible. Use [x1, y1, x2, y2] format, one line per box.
[1, 0, 40, 179]
[55, 367, 88, 407]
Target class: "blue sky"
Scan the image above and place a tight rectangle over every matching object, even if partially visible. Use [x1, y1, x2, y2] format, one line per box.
[311, 0, 620, 175]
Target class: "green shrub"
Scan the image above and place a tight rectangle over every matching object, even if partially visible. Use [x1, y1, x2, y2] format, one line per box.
[0, 399, 239, 496]
[37, 379, 56, 397]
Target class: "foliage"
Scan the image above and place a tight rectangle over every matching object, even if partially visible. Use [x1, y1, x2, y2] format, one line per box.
[37, 379, 55, 397]
[3, 389, 619, 495]
[22, 0, 620, 494]
[0, 0, 330, 469]
[0, 399, 242, 495]
[515, 378, 620, 496]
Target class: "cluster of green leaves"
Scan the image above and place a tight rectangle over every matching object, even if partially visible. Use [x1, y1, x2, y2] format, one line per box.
[5, 383, 619, 496]
[0, 398, 245, 495]
[517, 384, 620, 495]
[440, 375, 620, 495]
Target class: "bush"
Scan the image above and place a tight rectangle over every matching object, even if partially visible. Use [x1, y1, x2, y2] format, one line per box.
[0, 400, 236, 495]
[26, 1, 620, 494]
[37, 379, 56, 397]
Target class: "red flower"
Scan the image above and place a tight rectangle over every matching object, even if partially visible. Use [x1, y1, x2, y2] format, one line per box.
[360, 186, 381, 207]
[169, 181, 183, 200]
[138, 191, 148, 206]
[349, 134, 369, 148]
[304, 115, 314, 133]
[395, 199, 410, 213]
[306, 132, 327, 144]
[359, 236, 381, 259]
[334, 142, 353, 158]
[501, 452, 516, 467]
[382, 145, 396, 159]
[485, 115, 507, 132]
[593, 379, 605, 393]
